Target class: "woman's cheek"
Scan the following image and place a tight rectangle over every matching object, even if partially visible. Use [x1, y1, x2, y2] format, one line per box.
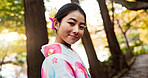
[80, 31, 84, 37]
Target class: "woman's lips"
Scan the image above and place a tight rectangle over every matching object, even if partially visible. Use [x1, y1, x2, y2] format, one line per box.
[69, 35, 78, 39]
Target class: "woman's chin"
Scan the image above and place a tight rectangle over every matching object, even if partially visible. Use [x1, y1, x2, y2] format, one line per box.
[66, 41, 77, 45]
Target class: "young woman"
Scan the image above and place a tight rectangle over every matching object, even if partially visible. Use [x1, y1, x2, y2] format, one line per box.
[41, 3, 90, 78]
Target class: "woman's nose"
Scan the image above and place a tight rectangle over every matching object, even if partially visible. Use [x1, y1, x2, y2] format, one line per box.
[73, 25, 79, 34]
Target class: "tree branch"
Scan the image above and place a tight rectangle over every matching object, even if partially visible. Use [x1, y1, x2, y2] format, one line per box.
[71, 0, 79, 3]
[136, 0, 148, 3]
[112, 0, 148, 10]
[0, 61, 19, 65]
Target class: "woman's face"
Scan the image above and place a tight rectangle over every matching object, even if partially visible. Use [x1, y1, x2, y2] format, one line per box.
[55, 10, 86, 45]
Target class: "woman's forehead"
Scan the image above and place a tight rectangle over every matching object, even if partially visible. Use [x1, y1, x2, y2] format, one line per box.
[64, 11, 85, 22]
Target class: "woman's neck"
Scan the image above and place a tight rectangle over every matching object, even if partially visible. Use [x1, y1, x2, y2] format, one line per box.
[55, 39, 72, 49]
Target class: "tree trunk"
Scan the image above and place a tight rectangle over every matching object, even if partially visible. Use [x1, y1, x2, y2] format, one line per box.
[71, 0, 79, 3]
[71, 0, 108, 78]
[23, 0, 48, 78]
[112, 0, 148, 10]
[82, 28, 108, 78]
[97, 0, 129, 75]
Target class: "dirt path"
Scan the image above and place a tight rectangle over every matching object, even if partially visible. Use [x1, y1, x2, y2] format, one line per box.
[121, 54, 148, 78]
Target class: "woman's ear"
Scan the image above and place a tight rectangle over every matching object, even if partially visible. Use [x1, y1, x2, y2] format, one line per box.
[53, 19, 60, 30]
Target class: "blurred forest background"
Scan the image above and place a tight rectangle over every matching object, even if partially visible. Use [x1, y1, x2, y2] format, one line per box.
[0, 0, 148, 78]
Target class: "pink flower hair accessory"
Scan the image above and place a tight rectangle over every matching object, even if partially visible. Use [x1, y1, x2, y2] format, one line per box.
[49, 17, 56, 29]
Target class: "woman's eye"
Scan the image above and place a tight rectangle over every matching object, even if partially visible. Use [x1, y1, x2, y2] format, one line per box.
[68, 22, 75, 26]
[79, 26, 84, 30]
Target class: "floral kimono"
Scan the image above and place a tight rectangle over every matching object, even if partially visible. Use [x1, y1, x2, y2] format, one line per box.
[41, 43, 90, 78]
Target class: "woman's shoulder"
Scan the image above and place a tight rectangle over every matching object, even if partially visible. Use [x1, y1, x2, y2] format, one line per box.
[42, 53, 68, 69]
[41, 43, 63, 58]
[43, 53, 65, 62]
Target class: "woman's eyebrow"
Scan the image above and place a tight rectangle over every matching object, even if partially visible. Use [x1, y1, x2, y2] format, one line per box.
[68, 17, 77, 22]
[80, 22, 86, 26]
[68, 17, 86, 25]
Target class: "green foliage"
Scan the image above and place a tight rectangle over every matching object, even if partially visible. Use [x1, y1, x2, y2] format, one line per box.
[0, 0, 24, 34]
[115, 9, 148, 55]
[116, 34, 125, 44]
[15, 52, 26, 65]
[0, 38, 26, 60]
[132, 44, 148, 54]
[100, 55, 119, 77]
[0, 0, 26, 66]
[121, 47, 130, 54]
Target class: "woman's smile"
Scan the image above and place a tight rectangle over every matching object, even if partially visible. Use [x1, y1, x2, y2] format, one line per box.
[69, 34, 79, 39]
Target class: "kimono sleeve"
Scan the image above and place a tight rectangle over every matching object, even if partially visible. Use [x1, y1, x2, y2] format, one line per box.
[41, 54, 75, 78]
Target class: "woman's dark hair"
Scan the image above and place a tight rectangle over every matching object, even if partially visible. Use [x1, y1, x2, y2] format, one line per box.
[55, 3, 86, 23]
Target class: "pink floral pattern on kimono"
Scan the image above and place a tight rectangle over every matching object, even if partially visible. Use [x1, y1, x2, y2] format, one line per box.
[41, 43, 90, 78]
